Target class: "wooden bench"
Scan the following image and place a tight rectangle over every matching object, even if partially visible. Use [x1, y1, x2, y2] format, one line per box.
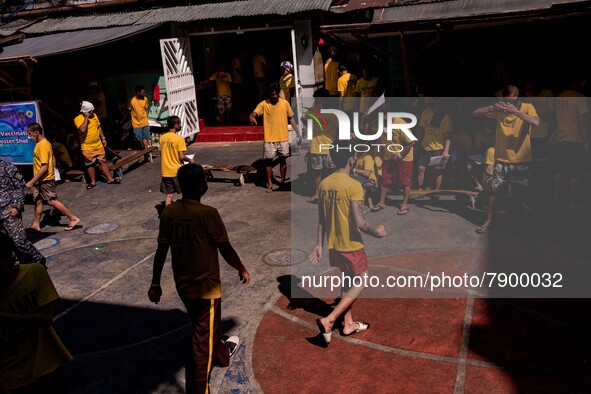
[202, 164, 257, 186]
[64, 169, 86, 184]
[108, 146, 158, 177]
[409, 189, 480, 209]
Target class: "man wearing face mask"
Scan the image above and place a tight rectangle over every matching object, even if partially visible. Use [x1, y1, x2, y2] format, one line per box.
[249, 83, 302, 193]
[473, 84, 540, 234]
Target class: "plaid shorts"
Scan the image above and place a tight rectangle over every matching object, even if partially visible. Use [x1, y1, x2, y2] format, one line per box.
[309, 154, 334, 171]
[216, 95, 232, 113]
[33, 180, 58, 201]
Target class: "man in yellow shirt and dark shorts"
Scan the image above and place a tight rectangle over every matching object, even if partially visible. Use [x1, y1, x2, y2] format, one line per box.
[159, 116, 194, 206]
[26, 123, 80, 232]
[473, 85, 540, 234]
[249, 83, 302, 193]
[309, 145, 386, 346]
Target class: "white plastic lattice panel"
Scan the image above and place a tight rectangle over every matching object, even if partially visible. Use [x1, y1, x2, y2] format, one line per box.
[160, 38, 199, 139]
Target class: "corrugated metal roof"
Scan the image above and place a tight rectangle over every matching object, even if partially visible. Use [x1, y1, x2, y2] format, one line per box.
[0, 0, 333, 35]
[342, 0, 451, 12]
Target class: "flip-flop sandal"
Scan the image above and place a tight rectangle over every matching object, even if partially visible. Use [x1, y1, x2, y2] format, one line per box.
[86, 183, 97, 190]
[266, 188, 273, 193]
[342, 321, 370, 336]
[307, 197, 319, 203]
[64, 218, 81, 231]
[475, 226, 489, 234]
[397, 208, 409, 215]
[316, 319, 331, 345]
[107, 178, 121, 184]
[371, 206, 385, 212]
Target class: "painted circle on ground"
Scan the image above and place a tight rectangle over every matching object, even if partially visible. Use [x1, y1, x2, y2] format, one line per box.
[33, 237, 60, 251]
[83, 223, 119, 235]
[141, 219, 160, 230]
[263, 248, 306, 266]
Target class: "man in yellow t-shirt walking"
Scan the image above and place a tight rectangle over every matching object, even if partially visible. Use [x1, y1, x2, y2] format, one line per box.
[249, 83, 302, 192]
[337, 64, 357, 112]
[473, 85, 540, 234]
[159, 116, 194, 206]
[25, 123, 80, 232]
[128, 85, 151, 150]
[309, 146, 386, 346]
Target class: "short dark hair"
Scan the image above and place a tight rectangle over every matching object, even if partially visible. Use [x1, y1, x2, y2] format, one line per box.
[135, 85, 145, 93]
[330, 142, 355, 169]
[27, 122, 43, 135]
[177, 163, 207, 196]
[167, 116, 181, 129]
[338, 64, 348, 72]
[313, 88, 330, 98]
[268, 83, 281, 94]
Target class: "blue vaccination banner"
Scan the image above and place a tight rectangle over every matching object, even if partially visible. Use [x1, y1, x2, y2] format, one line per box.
[0, 101, 42, 165]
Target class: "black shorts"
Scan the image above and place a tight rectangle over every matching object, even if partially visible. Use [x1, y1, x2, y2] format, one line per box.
[160, 177, 181, 194]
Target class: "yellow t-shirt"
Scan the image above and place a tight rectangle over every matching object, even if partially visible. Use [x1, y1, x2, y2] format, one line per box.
[355, 154, 377, 184]
[128, 96, 149, 128]
[74, 114, 103, 151]
[159, 132, 187, 178]
[554, 90, 588, 143]
[209, 71, 232, 97]
[33, 138, 55, 182]
[279, 73, 295, 104]
[158, 199, 229, 299]
[0, 264, 73, 390]
[324, 59, 340, 95]
[253, 99, 294, 142]
[253, 54, 267, 78]
[319, 172, 364, 252]
[355, 77, 378, 113]
[530, 89, 555, 138]
[494, 102, 538, 163]
[419, 108, 452, 151]
[382, 117, 415, 162]
[338, 73, 358, 111]
[306, 110, 337, 155]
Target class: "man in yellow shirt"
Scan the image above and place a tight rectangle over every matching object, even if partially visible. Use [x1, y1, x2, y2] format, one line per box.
[324, 46, 340, 97]
[149, 163, 250, 394]
[201, 64, 233, 125]
[128, 85, 151, 150]
[75, 101, 121, 189]
[279, 61, 296, 104]
[25, 123, 80, 232]
[355, 67, 379, 114]
[473, 85, 540, 234]
[159, 116, 195, 206]
[337, 64, 357, 112]
[0, 233, 73, 393]
[309, 146, 386, 346]
[303, 88, 336, 202]
[249, 83, 302, 192]
[550, 80, 589, 210]
[417, 96, 452, 193]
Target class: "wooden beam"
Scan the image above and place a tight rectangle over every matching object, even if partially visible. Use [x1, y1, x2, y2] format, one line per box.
[399, 31, 411, 97]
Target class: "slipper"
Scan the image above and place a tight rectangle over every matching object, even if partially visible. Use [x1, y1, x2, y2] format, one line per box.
[316, 319, 331, 345]
[86, 183, 97, 190]
[342, 321, 370, 336]
[371, 205, 384, 212]
[397, 208, 409, 215]
[107, 178, 121, 184]
[266, 188, 273, 193]
[64, 218, 80, 231]
[475, 226, 489, 234]
[307, 197, 319, 203]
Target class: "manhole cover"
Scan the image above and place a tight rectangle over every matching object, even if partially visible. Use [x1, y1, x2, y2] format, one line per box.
[34, 237, 60, 251]
[263, 249, 306, 266]
[84, 223, 119, 235]
[141, 219, 160, 230]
